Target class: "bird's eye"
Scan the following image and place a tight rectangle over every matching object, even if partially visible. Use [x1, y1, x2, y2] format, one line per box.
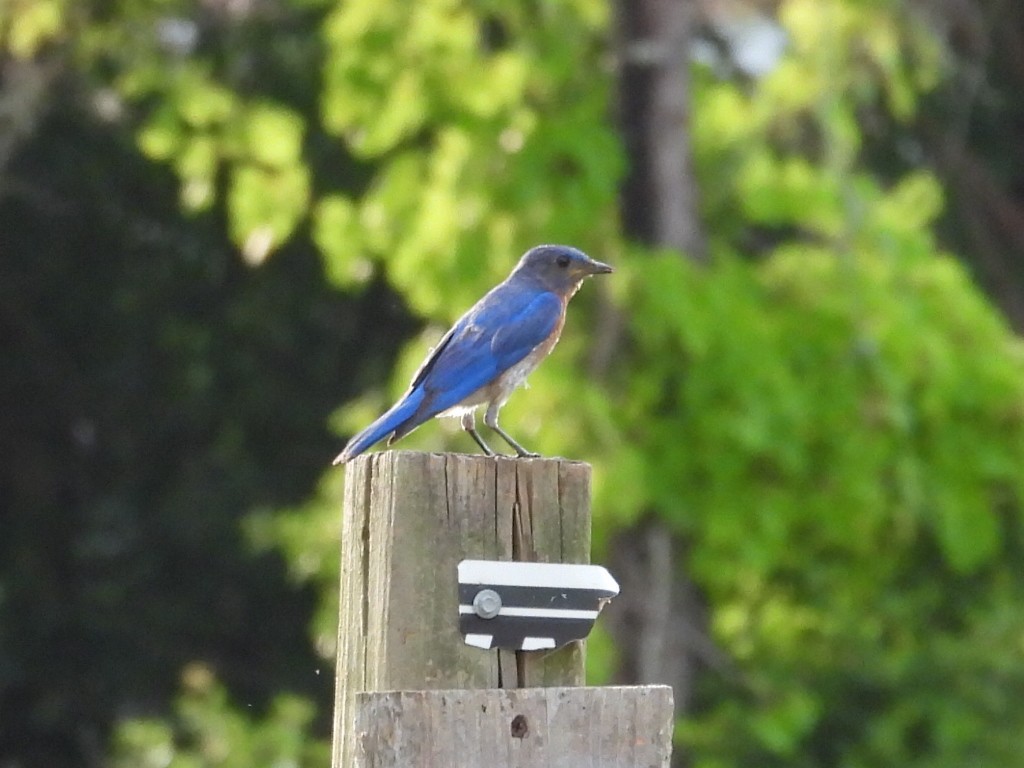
[556, 254, 571, 268]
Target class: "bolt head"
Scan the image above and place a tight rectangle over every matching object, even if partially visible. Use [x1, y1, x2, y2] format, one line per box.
[472, 589, 502, 619]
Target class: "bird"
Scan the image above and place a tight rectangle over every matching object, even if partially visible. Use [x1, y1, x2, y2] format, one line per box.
[333, 244, 613, 465]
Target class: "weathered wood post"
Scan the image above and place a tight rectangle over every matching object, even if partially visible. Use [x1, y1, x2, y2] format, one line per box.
[332, 450, 674, 767]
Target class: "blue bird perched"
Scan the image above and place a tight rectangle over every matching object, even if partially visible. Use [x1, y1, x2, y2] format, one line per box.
[333, 244, 613, 465]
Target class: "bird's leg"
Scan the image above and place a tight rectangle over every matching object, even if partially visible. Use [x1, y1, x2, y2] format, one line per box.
[461, 411, 495, 456]
[484, 404, 540, 458]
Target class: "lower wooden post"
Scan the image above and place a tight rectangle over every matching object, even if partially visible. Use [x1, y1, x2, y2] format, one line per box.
[354, 686, 674, 767]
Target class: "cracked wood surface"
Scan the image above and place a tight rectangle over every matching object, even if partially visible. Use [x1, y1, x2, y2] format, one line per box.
[332, 451, 592, 768]
[354, 686, 674, 767]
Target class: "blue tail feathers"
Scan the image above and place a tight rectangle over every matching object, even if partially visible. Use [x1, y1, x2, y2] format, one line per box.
[332, 389, 425, 465]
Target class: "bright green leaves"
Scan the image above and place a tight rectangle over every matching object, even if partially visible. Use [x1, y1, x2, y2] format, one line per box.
[622, 243, 1024, 580]
[132, 61, 309, 260]
[869, 171, 944, 253]
[137, 70, 309, 259]
[1, 0, 65, 58]
[244, 103, 305, 167]
[229, 162, 310, 265]
[313, 195, 370, 287]
[133, 71, 232, 195]
[134, 67, 236, 175]
[776, 0, 943, 123]
[739, 154, 846, 235]
[125, 48, 305, 259]
[682, 0, 997, 585]
[621, 32, 1024, 740]
[316, 0, 622, 317]
[231, 103, 311, 262]
[621, 244, 1024, 768]
[322, 0, 529, 156]
[177, 77, 236, 130]
[696, 0, 950, 259]
[116, 0, 619, 286]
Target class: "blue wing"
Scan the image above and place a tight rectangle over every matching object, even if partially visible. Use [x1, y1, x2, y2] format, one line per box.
[392, 286, 562, 438]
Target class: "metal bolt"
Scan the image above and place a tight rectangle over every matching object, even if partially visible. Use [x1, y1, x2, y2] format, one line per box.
[472, 589, 502, 619]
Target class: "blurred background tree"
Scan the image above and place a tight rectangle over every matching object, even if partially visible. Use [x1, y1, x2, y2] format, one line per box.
[2, 0, 1023, 767]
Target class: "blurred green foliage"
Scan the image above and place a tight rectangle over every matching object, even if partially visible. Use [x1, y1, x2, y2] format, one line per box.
[111, 663, 329, 768]
[3, 0, 1024, 766]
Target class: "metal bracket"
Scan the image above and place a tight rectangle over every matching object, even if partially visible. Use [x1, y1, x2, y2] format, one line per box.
[457, 559, 620, 651]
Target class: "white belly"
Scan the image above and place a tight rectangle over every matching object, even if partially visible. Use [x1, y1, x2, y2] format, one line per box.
[437, 344, 551, 419]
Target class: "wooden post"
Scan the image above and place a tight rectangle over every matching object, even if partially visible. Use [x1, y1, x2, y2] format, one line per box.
[332, 450, 673, 767]
[354, 686, 674, 766]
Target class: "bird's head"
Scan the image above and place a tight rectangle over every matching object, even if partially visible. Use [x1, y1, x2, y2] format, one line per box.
[513, 244, 613, 295]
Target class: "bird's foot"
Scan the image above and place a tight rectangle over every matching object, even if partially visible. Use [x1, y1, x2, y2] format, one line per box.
[515, 449, 541, 459]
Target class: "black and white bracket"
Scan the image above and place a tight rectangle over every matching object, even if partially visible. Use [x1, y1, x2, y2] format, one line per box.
[457, 559, 620, 651]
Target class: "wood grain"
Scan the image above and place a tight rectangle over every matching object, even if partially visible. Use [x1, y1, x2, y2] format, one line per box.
[332, 451, 593, 768]
[354, 686, 674, 767]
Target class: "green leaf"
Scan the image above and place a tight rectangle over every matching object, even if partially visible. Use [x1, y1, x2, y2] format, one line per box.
[6, 0, 64, 58]
[243, 102, 305, 168]
[227, 164, 310, 262]
[314, 194, 371, 287]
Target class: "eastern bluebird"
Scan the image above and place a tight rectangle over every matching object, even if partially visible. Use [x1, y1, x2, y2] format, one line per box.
[333, 244, 613, 464]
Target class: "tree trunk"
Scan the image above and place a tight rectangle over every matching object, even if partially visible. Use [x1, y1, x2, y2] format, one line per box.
[615, 0, 706, 259]
[609, 3, 715, 762]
